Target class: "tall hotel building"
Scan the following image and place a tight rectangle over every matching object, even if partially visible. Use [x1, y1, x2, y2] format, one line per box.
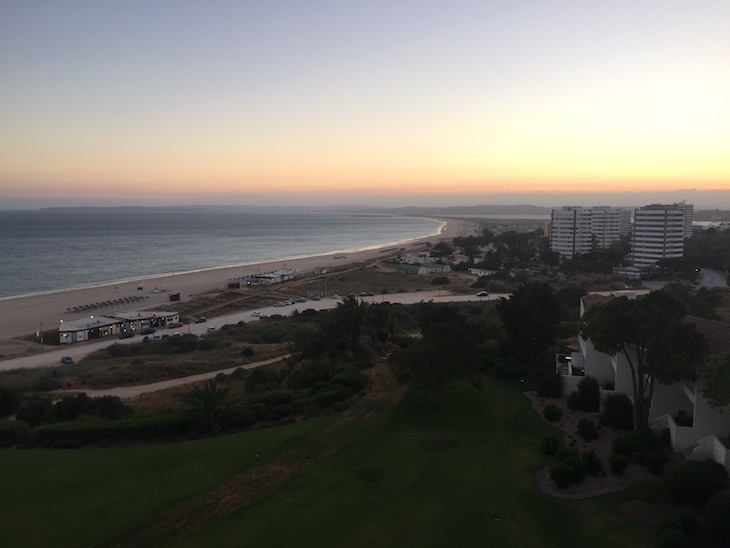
[631, 202, 693, 269]
[549, 206, 631, 258]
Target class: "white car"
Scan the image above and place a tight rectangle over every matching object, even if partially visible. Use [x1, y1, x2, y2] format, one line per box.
[476, 291, 489, 297]
[251, 311, 261, 317]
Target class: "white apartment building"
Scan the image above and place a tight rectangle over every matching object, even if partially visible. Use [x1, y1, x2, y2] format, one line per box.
[631, 202, 693, 269]
[549, 206, 631, 258]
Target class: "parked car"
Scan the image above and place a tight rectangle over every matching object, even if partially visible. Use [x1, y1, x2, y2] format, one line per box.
[168, 322, 184, 329]
[119, 332, 135, 339]
[251, 311, 262, 317]
[60, 356, 74, 365]
[207, 326, 216, 332]
[140, 328, 156, 335]
[476, 291, 489, 297]
[194, 316, 207, 323]
[142, 335, 151, 343]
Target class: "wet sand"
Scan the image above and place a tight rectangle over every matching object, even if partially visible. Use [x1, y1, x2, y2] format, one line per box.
[0, 218, 477, 341]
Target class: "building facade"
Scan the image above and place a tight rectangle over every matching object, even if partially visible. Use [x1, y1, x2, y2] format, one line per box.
[549, 206, 631, 258]
[631, 202, 693, 269]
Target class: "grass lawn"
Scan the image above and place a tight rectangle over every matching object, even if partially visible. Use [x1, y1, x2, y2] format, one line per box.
[0, 416, 335, 547]
[171, 379, 653, 547]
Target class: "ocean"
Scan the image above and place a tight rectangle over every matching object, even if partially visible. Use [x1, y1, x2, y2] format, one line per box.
[0, 208, 442, 299]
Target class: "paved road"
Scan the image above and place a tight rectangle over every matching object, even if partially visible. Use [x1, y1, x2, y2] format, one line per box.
[0, 290, 500, 372]
[0, 288, 648, 373]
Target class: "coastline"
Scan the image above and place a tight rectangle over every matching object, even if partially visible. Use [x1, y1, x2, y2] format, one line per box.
[0, 218, 476, 341]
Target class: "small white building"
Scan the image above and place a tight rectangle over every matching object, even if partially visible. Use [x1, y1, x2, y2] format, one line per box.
[59, 311, 180, 344]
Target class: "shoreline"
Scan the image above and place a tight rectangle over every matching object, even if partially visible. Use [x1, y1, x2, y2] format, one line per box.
[0, 218, 477, 341]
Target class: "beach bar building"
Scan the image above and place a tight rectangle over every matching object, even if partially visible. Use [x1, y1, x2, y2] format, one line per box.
[59, 317, 124, 344]
[111, 311, 180, 331]
[59, 311, 179, 344]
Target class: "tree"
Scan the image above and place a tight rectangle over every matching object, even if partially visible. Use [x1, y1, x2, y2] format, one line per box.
[700, 352, 730, 408]
[579, 291, 707, 432]
[496, 282, 561, 365]
[389, 323, 480, 404]
[333, 294, 370, 349]
[183, 379, 230, 429]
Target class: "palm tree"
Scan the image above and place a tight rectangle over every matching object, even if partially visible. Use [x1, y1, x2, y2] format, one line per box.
[335, 294, 370, 349]
[183, 379, 230, 428]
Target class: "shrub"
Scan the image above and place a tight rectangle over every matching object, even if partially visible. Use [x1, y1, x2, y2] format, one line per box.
[536, 371, 562, 398]
[543, 403, 562, 422]
[241, 347, 255, 358]
[540, 435, 561, 456]
[260, 390, 294, 408]
[574, 376, 600, 412]
[0, 419, 31, 445]
[644, 450, 669, 475]
[612, 433, 638, 458]
[550, 462, 575, 488]
[431, 276, 450, 285]
[577, 418, 599, 441]
[232, 367, 246, 380]
[600, 392, 634, 430]
[582, 450, 603, 477]
[702, 489, 730, 545]
[668, 462, 728, 508]
[564, 454, 589, 483]
[567, 391, 580, 410]
[329, 368, 368, 393]
[609, 453, 628, 475]
[0, 388, 22, 418]
[556, 447, 580, 463]
[15, 399, 53, 427]
[215, 372, 228, 382]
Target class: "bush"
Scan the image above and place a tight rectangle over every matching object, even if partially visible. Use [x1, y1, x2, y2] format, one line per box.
[567, 391, 580, 411]
[329, 368, 368, 393]
[702, 489, 730, 545]
[675, 510, 700, 537]
[232, 367, 246, 380]
[609, 453, 628, 475]
[644, 450, 669, 475]
[260, 390, 294, 408]
[550, 462, 575, 488]
[564, 454, 589, 482]
[556, 447, 580, 463]
[16, 399, 53, 427]
[536, 372, 562, 398]
[612, 433, 638, 458]
[241, 347, 255, 358]
[0, 388, 22, 418]
[0, 419, 31, 446]
[600, 392, 634, 430]
[582, 450, 604, 477]
[431, 276, 450, 285]
[543, 403, 562, 422]
[577, 418, 599, 441]
[540, 435, 561, 456]
[668, 462, 728, 508]
[574, 376, 600, 412]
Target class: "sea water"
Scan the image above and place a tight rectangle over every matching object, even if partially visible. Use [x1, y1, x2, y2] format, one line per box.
[0, 208, 442, 299]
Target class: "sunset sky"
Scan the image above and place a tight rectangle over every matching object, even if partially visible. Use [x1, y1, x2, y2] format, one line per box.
[1, 1, 729, 208]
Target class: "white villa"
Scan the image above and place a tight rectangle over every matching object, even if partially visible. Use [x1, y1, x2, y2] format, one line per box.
[561, 293, 730, 470]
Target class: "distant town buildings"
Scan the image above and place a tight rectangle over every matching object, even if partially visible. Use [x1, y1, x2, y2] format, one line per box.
[631, 202, 693, 269]
[549, 202, 694, 271]
[549, 206, 631, 258]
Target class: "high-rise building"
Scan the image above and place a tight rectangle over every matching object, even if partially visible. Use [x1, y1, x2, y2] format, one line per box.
[549, 206, 631, 258]
[631, 202, 693, 269]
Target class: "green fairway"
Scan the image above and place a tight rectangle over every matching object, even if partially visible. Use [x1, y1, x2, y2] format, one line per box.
[172, 380, 653, 547]
[0, 416, 334, 547]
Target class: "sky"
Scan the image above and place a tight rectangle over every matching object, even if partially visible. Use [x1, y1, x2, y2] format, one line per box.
[1, 0, 729, 209]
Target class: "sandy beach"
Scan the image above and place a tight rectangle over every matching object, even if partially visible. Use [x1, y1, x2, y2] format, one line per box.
[0, 218, 477, 342]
